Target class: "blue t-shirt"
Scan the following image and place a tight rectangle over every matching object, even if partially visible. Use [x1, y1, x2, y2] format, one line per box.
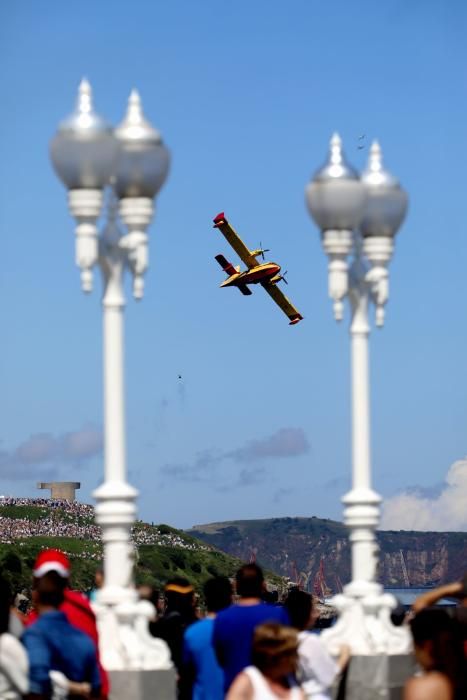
[183, 617, 223, 700]
[22, 610, 101, 696]
[213, 603, 289, 691]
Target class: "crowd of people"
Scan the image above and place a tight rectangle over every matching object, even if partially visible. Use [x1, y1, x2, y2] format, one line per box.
[0, 550, 467, 700]
[0, 497, 207, 552]
[1, 545, 466, 700]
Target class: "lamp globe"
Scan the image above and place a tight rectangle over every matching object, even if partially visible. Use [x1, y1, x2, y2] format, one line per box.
[305, 133, 367, 232]
[359, 141, 408, 238]
[114, 90, 170, 199]
[50, 79, 117, 190]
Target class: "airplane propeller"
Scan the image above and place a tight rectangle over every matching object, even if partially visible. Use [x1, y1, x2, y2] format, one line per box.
[259, 241, 270, 260]
[280, 271, 288, 285]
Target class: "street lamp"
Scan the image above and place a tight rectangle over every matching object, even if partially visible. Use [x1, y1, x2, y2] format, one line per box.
[305, 134, 410, 655]
[50, 80, 172, 672]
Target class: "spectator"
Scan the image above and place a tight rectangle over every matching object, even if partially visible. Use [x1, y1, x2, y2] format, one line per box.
[151, 578, 198, 674]
[137, 585, 161, 634]
[285, 589, 350, 700]
[213, 564, 289, 692]
[404, 608, 466, 700]
[0, 497, 208, 552]
[88, 570, 104, 605]
[22, 571, 101, 700]
[412, 573, 467, 656]
[226, 622, 304, 700]
[0, 575, 29, 700]
[182, 576, 233, 700]
[412, 574, 467, 615]
[26, 550, 109, 699]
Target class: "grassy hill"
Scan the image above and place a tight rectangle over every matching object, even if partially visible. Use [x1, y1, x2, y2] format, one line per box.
[0, 501, 283, 595]
[189, 517, 467, 592]
[5, 502, 463, 598]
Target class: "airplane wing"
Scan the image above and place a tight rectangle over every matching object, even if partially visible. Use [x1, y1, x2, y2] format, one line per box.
[213, 213, 259, 269]
[261, 281, 303, 325]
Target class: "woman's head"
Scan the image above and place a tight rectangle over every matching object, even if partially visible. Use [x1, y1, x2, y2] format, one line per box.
[285, 589, 314, 630]
[410, 609, 465, 691]
[252, 623, 299, 680]
[164, 578, 195, 620]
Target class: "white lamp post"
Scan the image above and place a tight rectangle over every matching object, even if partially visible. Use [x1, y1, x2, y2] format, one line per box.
[50, 80, 172, 671]
[306, 134, 411, 655]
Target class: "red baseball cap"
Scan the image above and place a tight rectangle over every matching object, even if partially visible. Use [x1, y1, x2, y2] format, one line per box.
[33, 549, 71, 578]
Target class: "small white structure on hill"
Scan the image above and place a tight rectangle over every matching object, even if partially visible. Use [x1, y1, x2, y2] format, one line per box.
[37, 482, 81, 501]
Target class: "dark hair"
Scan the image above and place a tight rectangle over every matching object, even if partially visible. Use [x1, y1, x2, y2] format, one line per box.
[390, 601, 406, 627]
[0, 576, 12, 635]
[285, 589, 313, 630]
[251, 623, 298, 676]
[236, 564, 264, 598]
[164, 578, 196, 622]
[138, 584, 160, 607]
[204, 577, 232, 613]
[34, 571, 66, 608]
[410, 609, 466, 699]
[262, 589, 279, 604]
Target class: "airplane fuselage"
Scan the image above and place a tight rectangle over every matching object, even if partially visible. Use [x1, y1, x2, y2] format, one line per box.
[220, 262, 281, 288]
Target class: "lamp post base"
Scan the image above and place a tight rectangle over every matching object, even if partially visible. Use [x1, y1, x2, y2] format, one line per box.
[321, 592, 411, 656]
[93, 599, 173, 672]
[92, 480, 174, 671]
[337, 653, 416, 700]
[323, 486, 412, 656]
[109, 668, 176, 700]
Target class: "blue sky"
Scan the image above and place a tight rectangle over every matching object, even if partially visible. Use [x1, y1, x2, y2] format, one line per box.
[1, 0, 466, 530]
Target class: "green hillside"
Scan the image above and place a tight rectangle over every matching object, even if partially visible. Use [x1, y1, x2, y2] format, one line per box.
[0, 500, 283, 595]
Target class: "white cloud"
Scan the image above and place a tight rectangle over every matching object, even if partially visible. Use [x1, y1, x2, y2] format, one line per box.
[381, 458, 467, 531]
[0, 425, 103, 480]
[226, 428, 310, 462]
[159, 428, 310, 489]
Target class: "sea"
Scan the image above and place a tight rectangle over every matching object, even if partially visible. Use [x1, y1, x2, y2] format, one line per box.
[384, 587, 456, 607]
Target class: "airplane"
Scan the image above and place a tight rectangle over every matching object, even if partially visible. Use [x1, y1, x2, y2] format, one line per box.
[213, 212, 303, 325]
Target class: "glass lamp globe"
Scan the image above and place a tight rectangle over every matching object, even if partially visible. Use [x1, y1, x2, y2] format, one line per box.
[114, 91, 170, 199]
[50, 79, 118, 190]
[359, 141, 408, 238]
[305, 133, 367, 231]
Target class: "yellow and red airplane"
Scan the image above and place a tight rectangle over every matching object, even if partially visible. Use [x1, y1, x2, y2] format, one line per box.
[213, 212, 303, 325]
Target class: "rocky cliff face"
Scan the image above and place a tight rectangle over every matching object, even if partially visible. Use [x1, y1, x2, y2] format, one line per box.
[189, 517, 467, 592]
[378, 531, 466, 587]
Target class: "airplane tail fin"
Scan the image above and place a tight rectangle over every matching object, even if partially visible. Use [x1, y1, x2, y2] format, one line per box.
[215, 253, 252, 295]
[238, 284, 252, 296]
[215, 254, 237, 277]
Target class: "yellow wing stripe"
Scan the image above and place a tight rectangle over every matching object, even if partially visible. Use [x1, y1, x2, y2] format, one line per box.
[261, 281, 303, 323]
[214, 216, 259, 270]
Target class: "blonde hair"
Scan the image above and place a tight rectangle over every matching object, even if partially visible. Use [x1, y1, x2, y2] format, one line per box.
[251, 623, 298, 673]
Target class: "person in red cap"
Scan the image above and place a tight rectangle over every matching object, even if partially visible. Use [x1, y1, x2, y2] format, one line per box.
[27, 550, 109, 699]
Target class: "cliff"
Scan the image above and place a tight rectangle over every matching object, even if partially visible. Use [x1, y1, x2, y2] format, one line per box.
[188, 517, 467, 592]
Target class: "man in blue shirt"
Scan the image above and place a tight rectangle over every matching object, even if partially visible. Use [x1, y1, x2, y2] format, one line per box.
[213, 564, 289, 691]
[182, 576, 232, 700]
[22, 570, 101, 699]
